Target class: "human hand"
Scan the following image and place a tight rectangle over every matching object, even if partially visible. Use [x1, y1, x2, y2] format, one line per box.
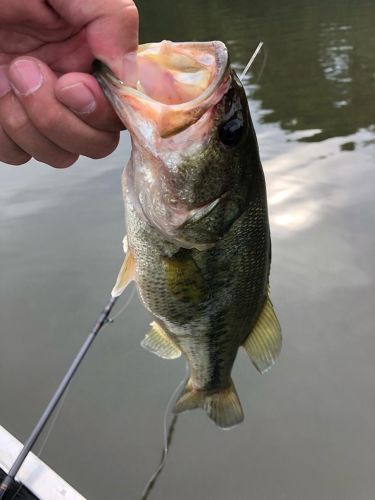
[0, 0, 138, 168]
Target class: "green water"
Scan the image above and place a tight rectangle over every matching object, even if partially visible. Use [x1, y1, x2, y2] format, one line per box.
[1, 1, 374, 499]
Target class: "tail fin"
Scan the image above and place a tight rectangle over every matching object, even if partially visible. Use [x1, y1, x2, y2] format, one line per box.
[174, 379, 244, 429]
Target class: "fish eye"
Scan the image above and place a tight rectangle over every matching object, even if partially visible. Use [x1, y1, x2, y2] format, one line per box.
[219, 117, 243, 147]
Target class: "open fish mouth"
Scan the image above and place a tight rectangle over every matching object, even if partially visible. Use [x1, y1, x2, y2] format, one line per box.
[94, 41, 238, 249]
[93, 40, 230, 138]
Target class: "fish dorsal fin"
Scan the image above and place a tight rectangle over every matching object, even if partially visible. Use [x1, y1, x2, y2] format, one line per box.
[174, 378, 244, 429]
[141, 321, 181, 359]
[111, 236, 136, 297]
[243, 294, 282, 374]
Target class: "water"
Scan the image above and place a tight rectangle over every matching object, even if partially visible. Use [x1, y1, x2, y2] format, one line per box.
[1, 1, 375, 498]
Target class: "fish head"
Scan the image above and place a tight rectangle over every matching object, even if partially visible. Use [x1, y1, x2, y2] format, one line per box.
[94, 40, 262, 249]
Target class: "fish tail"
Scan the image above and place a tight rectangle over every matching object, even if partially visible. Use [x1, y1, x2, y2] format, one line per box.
[174, 379, 244, 429]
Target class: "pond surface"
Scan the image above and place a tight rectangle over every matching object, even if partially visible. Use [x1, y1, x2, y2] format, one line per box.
[1, 1, 374, 499]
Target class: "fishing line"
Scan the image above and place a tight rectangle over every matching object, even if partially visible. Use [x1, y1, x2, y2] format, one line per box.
[3, 42, 265, 500]
[108, 285, 136, 323]
[4, 379, 72, 500]
[254, 45, 267, 84]
[239, 41, 264, 81]
[36, 387, 70, 458]
[141, 362, 190, 500]
[141, 50, 266, 500]
[8, 482, 21, 500]
[1, 389, 71, 500]
[0, 282, 140, 499]
[0, 296, 118, 499]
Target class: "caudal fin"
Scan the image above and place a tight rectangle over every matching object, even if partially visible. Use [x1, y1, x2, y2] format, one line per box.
[173, 379, 244, 429]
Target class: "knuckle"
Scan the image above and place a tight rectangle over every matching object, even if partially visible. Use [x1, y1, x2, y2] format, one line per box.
[34, 109, 63, 134]
[2, 108, 29, 136]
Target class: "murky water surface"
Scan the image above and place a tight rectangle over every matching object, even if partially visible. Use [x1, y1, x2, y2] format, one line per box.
[1, 1, 374, 499]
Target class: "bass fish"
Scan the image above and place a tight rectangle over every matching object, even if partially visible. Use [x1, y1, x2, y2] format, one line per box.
[94, 41, 281, 429]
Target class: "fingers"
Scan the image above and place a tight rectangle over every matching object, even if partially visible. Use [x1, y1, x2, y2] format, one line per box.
[0, 0, 63, 26]
[0, 64, 31, 165]
[28, 30, 93, 74]
[50, 0, 139, 78]
[0, 123, 31, 166]
[1, 57, 120, 167]
[55, 72, 124, 132]
[0, 91, 78, 168]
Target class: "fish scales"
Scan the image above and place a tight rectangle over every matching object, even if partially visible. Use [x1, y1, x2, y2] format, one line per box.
[94, 40, 281, 428]
[126, 189, 269, 390]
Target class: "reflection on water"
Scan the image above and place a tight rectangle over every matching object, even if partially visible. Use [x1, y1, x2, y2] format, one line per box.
[320, 23, 353, 90]
[138, 0, 375, 142]
[264, 125, 374, 236]
[1, 1, 375, 500]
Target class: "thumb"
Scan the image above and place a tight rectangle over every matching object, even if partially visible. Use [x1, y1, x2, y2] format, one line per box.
[55, 72, 124, 132]
[49, 0, 139, 78]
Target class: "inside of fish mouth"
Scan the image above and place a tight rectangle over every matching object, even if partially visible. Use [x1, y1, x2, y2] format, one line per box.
[131, 42, 219, 105]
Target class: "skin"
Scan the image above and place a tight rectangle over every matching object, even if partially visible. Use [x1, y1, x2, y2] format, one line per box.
[0, 0, 138, 168]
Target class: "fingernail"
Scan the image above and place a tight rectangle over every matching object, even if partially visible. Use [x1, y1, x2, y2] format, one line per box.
[0, 65, 11, 97]
[9, 59, 43, 96]
[59, 83, 96, 114]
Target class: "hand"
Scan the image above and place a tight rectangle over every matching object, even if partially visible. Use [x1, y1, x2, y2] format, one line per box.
[0, 0, 138, 168]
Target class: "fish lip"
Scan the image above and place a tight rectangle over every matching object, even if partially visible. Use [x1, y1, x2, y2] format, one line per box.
[92, 40, 230, 112]
[93, 59, 127, 114]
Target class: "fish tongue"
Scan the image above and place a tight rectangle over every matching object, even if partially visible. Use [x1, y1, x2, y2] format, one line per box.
[137, 40, 214, 105]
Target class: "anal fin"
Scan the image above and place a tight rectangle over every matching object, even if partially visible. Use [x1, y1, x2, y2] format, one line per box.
[173, 379, 203, 412]
[174, 379, 244, 429]
[111, 236, 136, 298]
[243, 294, 282, 374]
[141, 321, 181, 359]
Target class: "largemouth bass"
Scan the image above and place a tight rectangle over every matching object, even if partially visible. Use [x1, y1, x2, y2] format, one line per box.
[94, 41, 281, 429]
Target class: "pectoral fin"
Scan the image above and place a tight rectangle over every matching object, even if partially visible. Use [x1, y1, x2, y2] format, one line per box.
[111, 236, 136, 298]
[141, 321, 181, 359]
[243, 295, 282, 374]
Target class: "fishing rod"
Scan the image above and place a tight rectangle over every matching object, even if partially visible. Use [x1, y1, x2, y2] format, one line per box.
[0, 296, 118, 499]
[1, 41, 265, 499]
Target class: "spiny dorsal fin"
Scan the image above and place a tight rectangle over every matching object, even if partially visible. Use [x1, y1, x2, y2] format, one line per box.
[243, 294, 282, 374]
[141, 321, 181, 359]
[111, 236, 136, 298]
[174, 379, 244, 429]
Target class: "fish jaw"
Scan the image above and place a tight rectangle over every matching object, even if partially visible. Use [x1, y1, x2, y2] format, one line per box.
[93, 40, 230, 142]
